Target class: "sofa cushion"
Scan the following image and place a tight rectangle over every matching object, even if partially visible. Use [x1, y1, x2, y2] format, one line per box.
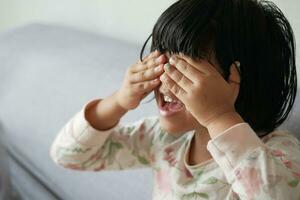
[0, 24, 157, 200]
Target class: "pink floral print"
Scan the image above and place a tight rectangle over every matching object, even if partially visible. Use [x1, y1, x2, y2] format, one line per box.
[50, 99, 300, 200]
[234, 167, 263, 200]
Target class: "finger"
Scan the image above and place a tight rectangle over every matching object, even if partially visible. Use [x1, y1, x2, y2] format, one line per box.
[132, 78, 161, 94]
[228, 61, 241, 84]
[169, 56, 206, 83]
[138, 50, 160, 64]
[130, 64, 164, 83]
[141, 91, 151, 100]
[172, 53, 217, 75]
[159, 73, 187, 101]
[163, 63, 193, 90]
[131, 54, 166, 73]
[172, 59, 204, 83]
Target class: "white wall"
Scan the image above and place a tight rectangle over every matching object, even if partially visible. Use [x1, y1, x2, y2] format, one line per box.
[0, 0, 299, 65]
[0, 0, 299, 44]
[0, 0, 175, 45]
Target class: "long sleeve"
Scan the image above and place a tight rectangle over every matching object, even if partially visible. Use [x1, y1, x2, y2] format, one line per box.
[50, 99, 160, 171]
[207, 123, 300, 200]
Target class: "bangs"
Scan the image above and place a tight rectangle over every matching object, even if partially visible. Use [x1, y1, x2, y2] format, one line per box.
[149, 0, 220, 60]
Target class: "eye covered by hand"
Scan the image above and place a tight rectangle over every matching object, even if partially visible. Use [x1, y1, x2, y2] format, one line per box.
[160, 53, 241, 127]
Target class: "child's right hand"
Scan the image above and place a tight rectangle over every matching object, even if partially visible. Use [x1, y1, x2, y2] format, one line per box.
[116, 50, 166, 110]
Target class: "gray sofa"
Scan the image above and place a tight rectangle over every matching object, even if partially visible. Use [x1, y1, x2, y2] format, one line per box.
[0, 24, 299, 200]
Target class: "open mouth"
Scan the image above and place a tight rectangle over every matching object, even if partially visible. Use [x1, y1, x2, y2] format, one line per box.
[155, 88, 185, 117]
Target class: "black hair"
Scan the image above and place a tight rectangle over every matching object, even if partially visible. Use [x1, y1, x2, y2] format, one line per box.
[139, 0, 297, 137]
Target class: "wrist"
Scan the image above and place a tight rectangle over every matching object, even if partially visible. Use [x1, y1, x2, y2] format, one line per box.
[114, 90, 129, 113]
[206, 111, 245, 139]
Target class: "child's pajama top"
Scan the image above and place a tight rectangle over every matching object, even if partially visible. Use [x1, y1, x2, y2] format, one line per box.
[50, 99, 300, 200]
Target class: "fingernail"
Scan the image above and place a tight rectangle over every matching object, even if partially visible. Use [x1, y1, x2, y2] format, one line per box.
[156, 56, 163, 64]
[235, 61, 240, 68]
[155, 65, 162, 72]
[152, 78, 160, 83]
[160, 74, 165, 81]
[169, 56, 177, 64]
[164, 63, 171, 71]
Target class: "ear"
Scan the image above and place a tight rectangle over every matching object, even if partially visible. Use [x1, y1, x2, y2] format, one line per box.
[228, 61, 241, 103]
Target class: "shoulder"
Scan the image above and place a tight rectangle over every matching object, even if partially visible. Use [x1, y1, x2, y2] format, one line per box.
[132, 116, 193, 147]
[261, 129, 300, 146]
[120, 116, 160, 131]
[261, 129, 300, 158]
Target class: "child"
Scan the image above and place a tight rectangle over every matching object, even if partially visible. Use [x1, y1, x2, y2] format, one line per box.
[50, 0, 300, 199]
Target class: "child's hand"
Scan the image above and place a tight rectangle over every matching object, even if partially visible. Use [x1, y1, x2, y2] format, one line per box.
[116, 50, 166, 110]
[160, 53, 241, 127]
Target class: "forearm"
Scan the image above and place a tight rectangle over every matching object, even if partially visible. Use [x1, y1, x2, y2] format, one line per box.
[85, 90, 128, 131]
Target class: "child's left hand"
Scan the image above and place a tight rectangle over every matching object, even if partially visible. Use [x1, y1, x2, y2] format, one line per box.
[160, 53, 241, 128]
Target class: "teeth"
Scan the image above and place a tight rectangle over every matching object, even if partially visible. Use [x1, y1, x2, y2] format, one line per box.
[163, 95, 173, 102]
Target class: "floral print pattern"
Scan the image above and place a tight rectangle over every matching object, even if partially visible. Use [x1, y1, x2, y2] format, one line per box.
[50, 99, 300, 199]
[234, 167, 263, 200]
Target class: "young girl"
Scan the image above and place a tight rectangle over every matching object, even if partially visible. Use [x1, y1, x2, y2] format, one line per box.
[50, 0, 300, 199]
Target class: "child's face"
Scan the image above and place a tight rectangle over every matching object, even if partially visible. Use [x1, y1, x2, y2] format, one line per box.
[154, 85, 200, 134]
[154, 52, 223, 135]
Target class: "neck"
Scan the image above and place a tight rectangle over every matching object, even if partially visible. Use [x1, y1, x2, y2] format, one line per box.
[187, 125, 213, 166]
[194, 125, 211, 145]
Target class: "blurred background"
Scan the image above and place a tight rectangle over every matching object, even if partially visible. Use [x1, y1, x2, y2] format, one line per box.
[0, 0, 299, 200]
[0, 0, 299, 72]
[0, 0, 175, 45]
[0, 0, 297, 45]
